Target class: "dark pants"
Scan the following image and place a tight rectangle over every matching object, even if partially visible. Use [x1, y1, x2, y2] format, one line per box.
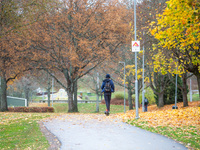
[144, 104, 148, 112]
[104, 93, 111, 111]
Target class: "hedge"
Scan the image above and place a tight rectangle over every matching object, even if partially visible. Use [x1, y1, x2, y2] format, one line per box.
[8, 107, 54, 113]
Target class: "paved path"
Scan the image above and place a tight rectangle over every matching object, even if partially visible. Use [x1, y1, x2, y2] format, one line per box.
[43, 114, 187, 150]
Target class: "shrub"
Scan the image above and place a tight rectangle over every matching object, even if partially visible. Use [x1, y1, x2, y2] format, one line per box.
[8, 107, 54, 113]
[113, 91, 128, 100]
[139, 87, 156, 105]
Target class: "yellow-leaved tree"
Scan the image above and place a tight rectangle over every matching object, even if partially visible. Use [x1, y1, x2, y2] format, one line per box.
[151, 0, 200, 97]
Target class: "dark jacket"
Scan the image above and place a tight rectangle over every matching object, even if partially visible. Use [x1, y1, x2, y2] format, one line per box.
[101, 79, 115, 93]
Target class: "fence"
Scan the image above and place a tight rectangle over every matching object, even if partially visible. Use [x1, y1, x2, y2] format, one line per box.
[7, 96, 27, 107]
[33, 100, 101, 103]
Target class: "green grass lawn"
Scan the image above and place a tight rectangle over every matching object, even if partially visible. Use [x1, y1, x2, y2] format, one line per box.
[0, 113, 54, 150]
[128, 119, 200, 150]
[1, 102, 199, 150]
[0, 103, 127, 150]
[188, 93, 200, 101]
[53, 103, 129, 114]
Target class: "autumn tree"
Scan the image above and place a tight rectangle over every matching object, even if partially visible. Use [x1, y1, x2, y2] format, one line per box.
[151, 0, 200, 97]
[27, 0, 130, 112]
[0, 0, 55, 111]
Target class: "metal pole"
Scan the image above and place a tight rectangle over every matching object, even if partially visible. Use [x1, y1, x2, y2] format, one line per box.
[190, 75, 192, 102]
[142, 32, 145, 112]
[134, 0, 139, 118]
[52, 76, 54, 107]
[175, 69, 178, 109]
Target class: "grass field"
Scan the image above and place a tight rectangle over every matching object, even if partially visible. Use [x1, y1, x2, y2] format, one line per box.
[1, 101, 199, 150]
[0, 113, 55, 150]
[119, 101, 200, 150]
[0, 103, 128, 150]
[53, 103, 129, 113]
[188, 93, 200, 101]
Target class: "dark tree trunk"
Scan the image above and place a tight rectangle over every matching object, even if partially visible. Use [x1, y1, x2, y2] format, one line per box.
[158, 92, 164, 107]
[73, 80, 78, 112]
[67, 89, 74, 112]
[96, 79, 99, 112]
[128, 81, 133, 110]
[1, 76, 8, 111]
[0, 78, 1, 110]
[182, 73, 188, 107]
[47, 88, 51, 107]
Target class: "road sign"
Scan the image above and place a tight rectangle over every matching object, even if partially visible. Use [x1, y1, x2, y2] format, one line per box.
[132, 41, 140, 52]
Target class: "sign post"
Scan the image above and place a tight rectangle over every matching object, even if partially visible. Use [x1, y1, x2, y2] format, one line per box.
[132, 41, 140, 52]
[133, 0, 139, 119]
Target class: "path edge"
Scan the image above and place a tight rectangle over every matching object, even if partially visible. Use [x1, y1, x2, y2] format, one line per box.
[39, 121, 62, 150]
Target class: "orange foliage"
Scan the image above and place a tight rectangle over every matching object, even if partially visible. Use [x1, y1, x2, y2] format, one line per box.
[119, 101, 200, 127]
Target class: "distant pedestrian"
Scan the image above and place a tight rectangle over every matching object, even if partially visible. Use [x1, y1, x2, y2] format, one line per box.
[101, 74, 115, 115]
[144, 97, 149, 112]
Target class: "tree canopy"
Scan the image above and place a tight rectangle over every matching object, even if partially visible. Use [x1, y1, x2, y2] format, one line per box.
[150, 0, 200, 96]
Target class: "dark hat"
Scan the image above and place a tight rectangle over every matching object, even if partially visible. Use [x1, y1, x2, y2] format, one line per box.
[106, 74, 110, 78]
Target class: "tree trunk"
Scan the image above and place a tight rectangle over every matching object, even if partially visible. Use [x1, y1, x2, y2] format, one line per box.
[47, 74, 51, 107]
[138, 80, 141, 108]
[128, 81, 133, 110]
[96, 87, 99, 112]
[182, 73, 188, 107]
[47, 88, 51, 107]
[73, 80, 78, 112]
[95, 78, 99, 112]
[128, 88, 133, 110]
[0, 77, 1, 109]
[158, 92, 164, 107]
[1, 76, 8, 111]
[67, 89, 74, 112]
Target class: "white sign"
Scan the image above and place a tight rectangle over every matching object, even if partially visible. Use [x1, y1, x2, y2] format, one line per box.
[132, 41, 140, 52]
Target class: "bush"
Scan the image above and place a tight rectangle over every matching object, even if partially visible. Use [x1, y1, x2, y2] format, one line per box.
[8, 107, 54, 113]
[139, 87, 156, 105]
[113, 91, 128, 100]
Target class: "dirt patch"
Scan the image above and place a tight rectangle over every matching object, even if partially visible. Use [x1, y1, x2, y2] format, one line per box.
[101, 98, 130, 106]
[39, 121, 61, 150]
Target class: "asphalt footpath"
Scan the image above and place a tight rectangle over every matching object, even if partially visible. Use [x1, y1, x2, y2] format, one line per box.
[43, 114, 188, 150]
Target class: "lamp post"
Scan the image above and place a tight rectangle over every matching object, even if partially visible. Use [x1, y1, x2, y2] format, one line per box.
[173, 62, 178, 109]
[190, 74, 192, 102]
[119, 61, 126, 113]
[134, 0, 139, 118]
[175, 72, 178, 109]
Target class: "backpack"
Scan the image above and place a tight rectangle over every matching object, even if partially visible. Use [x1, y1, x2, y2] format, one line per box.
[105, 80, 111, 92]
[144, 98, 148, 105]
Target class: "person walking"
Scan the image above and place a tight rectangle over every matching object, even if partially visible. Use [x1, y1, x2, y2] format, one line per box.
[144, 97, 149, 112]
[101, 74, 115, 115]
